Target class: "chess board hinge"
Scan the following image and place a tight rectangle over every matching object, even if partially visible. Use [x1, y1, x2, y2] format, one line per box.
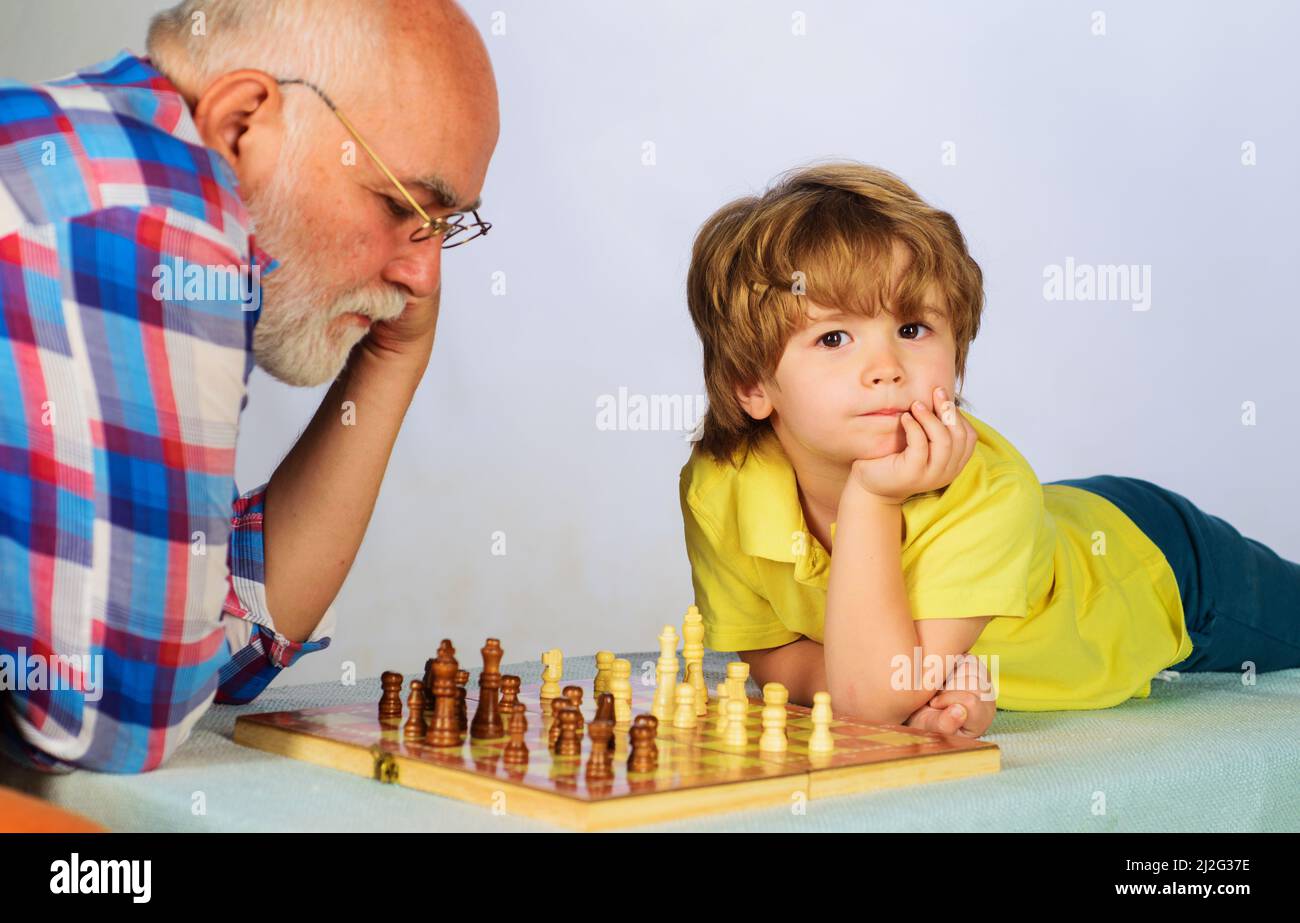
[369, 745, 400, 784]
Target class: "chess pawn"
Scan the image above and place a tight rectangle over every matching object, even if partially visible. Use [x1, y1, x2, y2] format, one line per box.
[594, 650, 615, 697]
[808, 691, 835, 754]
[503, 705, 529, 765]
[499, 674, 522, 721]
[685, 661, 708, 717]
[540, 648, 563, 701]
[379, 671, 404, 721]
[548, 697, 567, 748]
[611, 659, 633, 724]
[714, 681, 731, 733]
[759, 682, 789, 752]
[673, 682, 697, 729]
[556, 707, 582, 757]
[562, 685, 585, 738]
[628, 714, 658, 773]
[403, 680, 428, 739]
[724, 699, 748, 747]
[586, 717, 615, 781]
[725, 661, 750, 705]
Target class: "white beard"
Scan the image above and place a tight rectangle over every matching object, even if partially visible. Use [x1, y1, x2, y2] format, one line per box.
[243, 134, 407, 387]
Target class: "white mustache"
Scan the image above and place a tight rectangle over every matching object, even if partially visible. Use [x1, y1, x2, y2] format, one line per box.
[328, 285, 408, 323]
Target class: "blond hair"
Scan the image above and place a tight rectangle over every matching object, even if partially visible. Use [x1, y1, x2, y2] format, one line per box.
[685, 162, 985, 463]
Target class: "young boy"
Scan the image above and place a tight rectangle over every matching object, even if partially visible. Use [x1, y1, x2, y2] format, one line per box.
[678, 162, 1300, 739]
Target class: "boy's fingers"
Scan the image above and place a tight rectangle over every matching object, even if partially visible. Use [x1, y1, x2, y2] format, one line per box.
[930, 691, 975, 711]
[910, 399, 951, 463]
[934, 705, 965, 734]
[899, 411, 930, 468]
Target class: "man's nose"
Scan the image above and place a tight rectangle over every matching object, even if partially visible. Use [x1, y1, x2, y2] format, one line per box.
[383, 242, 443, 300]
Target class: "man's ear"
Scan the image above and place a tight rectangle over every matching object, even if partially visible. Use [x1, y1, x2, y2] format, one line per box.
[191, 69, 285, 191]
[735, 381, 774, 421]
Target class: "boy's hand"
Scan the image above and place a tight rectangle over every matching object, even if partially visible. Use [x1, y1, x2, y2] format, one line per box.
[902, 653, 996, 738]
[846, 386, 977, 505]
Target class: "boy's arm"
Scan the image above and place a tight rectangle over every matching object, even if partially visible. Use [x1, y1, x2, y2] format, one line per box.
[740, 628, 992, 729]
[824, 488, 990, 724]
[738, 638, 827, 706]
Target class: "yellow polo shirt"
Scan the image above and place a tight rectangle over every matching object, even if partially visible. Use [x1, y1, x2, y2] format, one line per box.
[678, 412, 1193, 711]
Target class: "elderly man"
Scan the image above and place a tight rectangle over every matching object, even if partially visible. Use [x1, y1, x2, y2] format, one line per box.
[0, 0, 498, 771]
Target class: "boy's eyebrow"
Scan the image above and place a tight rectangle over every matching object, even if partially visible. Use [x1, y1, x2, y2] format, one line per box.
[805, 305, 946, 324]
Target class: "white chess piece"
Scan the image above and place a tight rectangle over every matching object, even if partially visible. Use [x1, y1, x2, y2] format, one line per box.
[611, 658, 633, 724]
[673, 683, 697, 729]
[808, 691, 834, 754]
[759, 682, 788, 752]
[724, 698, 748, 747]
[651, 626, 679, 722]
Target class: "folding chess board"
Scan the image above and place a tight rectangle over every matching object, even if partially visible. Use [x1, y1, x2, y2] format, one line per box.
[234, 678, 1000, 830]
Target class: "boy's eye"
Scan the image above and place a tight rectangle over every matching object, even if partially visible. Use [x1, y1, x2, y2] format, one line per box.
[817, 330, 852, 349]
[899, 322, 933, 340]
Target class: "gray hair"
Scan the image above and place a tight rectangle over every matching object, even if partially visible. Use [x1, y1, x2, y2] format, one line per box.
[145, 0, 385, 98]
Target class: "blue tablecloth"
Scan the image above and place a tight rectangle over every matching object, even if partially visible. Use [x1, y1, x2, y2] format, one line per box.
[3, 651, 1297, 831]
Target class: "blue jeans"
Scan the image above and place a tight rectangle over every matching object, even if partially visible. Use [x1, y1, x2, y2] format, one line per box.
[1046, 475, 1300, 673]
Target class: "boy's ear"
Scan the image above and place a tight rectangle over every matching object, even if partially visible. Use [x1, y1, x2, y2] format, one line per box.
[735, 381, 774, 421]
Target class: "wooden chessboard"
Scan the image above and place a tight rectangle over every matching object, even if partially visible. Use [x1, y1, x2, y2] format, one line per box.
[233, 678, 1000, 830]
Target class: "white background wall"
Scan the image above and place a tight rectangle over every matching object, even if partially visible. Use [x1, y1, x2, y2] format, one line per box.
[4, 1, 1297, 687]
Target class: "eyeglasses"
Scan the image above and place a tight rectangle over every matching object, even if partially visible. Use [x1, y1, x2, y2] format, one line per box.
[276, 78, 491, 248]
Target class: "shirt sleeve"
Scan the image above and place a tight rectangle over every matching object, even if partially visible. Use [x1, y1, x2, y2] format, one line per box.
[680, 476, 801, 653]
[216, 482, 334, 704]
[902, 471, 1040, 621]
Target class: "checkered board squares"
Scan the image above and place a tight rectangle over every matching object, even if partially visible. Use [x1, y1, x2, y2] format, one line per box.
[234, 679, 999, 830]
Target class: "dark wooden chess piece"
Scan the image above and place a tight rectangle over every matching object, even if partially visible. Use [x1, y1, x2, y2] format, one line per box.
[594, 693, 616, 751]
[426, 649, 463, 747]
[503, 705, 529, 765]
[628, 714, 658, 773]
[556, 706, 582, 757]
[586, 718, 615, 780]
[403, 680, 427, 739]
[471, 638, 506, 739]
[548, 697, 567, 748]
[562, 685, 584, 738]
[456, 669, 469, 733]
[421, 658, 436, 714]
[379, 671, 404, 721]
[499, 674, 521, 721]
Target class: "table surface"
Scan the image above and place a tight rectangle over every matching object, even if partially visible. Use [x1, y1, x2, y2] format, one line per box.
[3, 651, 1298, 832]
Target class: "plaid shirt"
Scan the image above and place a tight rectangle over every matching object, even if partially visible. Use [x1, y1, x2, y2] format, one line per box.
[0, 51, 333, 773]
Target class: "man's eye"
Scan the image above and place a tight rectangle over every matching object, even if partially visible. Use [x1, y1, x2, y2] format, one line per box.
[899, 322, 932, 340]
[818, 330, 852, 349]
[382, 195, 415, 219]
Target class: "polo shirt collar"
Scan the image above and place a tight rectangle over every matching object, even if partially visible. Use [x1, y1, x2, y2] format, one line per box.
[734, 430, 832, 585]
[87, 50, 282, 280]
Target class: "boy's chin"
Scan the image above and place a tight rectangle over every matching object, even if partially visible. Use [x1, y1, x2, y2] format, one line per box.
[841, 430, 906, 462]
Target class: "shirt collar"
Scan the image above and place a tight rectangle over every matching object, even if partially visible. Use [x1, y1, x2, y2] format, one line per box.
[734, 429, 832, 584]
[73, 50, 281, 280]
